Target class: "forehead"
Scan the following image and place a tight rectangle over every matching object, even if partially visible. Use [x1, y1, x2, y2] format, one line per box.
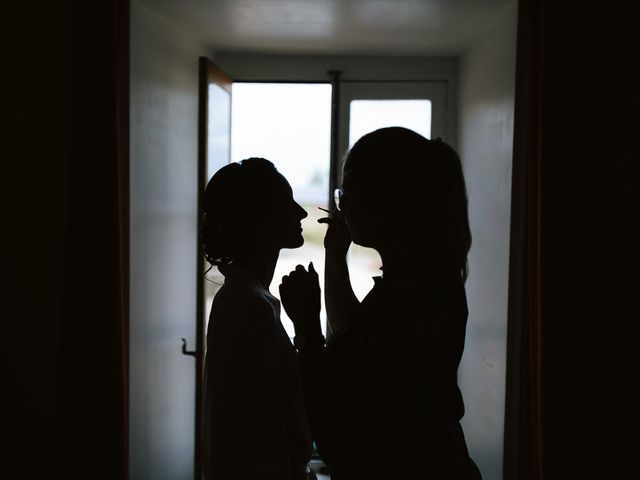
[266, 171, 293, 196]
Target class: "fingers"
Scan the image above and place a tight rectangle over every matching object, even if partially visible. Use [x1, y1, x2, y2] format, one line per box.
[318, 213, 347, 226]
[309, 262, 318, 276]
[282, 264, 318, 281]
[317, 217, 332, 224]
[318, 210, 344, 223]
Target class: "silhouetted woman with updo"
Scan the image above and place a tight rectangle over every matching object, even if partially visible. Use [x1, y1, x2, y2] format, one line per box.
[280, 128, 482, 479]
[201, 158, 316, 480]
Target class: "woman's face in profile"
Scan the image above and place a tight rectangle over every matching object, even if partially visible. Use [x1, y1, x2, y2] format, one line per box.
[263, 173, 308, 250]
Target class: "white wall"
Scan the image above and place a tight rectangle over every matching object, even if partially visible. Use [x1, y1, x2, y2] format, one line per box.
[130, 2, 213, 478]
[457, 5, 517, 480]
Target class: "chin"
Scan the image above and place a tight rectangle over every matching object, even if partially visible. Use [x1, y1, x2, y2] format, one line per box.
[282, 234, 304, 249]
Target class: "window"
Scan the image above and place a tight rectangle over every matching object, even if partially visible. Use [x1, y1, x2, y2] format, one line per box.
[349, 99, 432, 146]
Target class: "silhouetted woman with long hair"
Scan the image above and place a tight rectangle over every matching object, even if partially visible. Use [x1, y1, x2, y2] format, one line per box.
[280, 128, 482, 479]
[201, 158, 316, 480]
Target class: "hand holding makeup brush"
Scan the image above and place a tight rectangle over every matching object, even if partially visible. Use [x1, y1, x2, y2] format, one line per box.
[317, 207, 352, 260]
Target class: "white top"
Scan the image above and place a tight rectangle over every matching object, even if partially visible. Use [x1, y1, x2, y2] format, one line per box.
[202, 264, 313, 480]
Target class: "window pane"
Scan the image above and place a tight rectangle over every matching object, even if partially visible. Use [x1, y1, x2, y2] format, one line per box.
[349, 99, 432, 147]
[207, 83, 231, 180]
[229, 83, 332, 337]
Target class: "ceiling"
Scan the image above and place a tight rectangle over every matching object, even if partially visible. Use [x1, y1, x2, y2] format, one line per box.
[139, 0, 516, 56]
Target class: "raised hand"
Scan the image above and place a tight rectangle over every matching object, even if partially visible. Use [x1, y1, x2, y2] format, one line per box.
[279, 263, 322, 337]
[318, 210, 351, 261]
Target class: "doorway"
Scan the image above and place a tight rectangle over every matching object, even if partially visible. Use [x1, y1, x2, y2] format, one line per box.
[195, 66, 449, 478]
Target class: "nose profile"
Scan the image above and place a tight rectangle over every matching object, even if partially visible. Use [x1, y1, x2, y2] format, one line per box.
[297, 202, 308, 220]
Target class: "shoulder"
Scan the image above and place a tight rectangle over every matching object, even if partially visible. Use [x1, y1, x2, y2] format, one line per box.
[214, 283, 274, 312]
[211, 284, 277, 333]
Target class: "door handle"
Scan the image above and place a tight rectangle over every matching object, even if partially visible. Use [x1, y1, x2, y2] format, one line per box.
[181, 338, 197, 358]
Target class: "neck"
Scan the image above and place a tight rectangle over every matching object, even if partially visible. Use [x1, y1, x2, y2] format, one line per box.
[380, 244, 460, 284]
[378, 244, 426, 279]
[235, 247, 280, 291]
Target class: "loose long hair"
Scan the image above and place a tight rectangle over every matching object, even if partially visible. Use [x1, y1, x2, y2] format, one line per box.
[344, 127, 472, 281]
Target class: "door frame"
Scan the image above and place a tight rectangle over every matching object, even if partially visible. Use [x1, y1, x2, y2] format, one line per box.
[194, 54, 456, 477]
[195, 56, 232, 480]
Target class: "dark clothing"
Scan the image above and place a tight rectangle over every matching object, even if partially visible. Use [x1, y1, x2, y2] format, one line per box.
[299, 273, 481, 480]
[203, 265, 313, 480]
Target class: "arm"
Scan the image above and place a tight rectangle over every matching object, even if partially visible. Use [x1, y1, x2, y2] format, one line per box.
[279, 264, 345, 467]
[318, 213, 360, 333]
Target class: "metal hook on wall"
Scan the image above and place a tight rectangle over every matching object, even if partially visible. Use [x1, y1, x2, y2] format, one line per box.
[181, 338, 197, 358]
